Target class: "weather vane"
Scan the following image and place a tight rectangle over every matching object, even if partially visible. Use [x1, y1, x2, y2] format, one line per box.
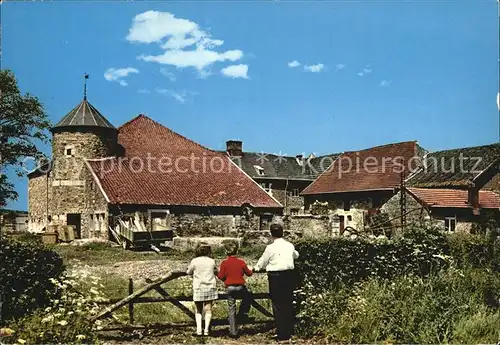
[83, 73, 89, 100]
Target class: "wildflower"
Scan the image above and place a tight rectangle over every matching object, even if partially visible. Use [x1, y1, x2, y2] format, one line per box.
[57, 320, 68, 326]
[17, 339, 26, 344]
[0, 328, 15, 336]
[76, 335, 86, 340]
[41, 315, 54, 323]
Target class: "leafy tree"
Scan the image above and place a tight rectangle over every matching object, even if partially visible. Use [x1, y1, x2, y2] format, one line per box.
[0, 70, 50, 206]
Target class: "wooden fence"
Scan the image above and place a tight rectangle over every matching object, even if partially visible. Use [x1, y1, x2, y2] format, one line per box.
[92, 270, 273, 330]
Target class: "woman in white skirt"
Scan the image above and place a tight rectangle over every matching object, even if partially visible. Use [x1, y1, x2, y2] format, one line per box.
[187, 243, 218, 336]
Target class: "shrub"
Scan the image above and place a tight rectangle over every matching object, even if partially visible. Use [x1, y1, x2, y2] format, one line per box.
[448, 231, 500, 272]
[452, 306, 500, 344]
[295, 226, 450, 289]
[6, 265, 104, 345]
[0, 237, 64, 324]
[296, 268, 500, 343]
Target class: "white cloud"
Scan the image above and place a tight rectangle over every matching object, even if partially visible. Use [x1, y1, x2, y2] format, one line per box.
[104, 67, 139, 86]
[358, 64, 372, 77]
[379, 80, 392, 87]
[304, 63, 324, 73]
[335, 63, 345, 72]
[221, 64, 249, 79]
[128, 11, 245, 76]
[288, 60, 301, 68]
[139, 48, 242, 71]
[126, 11, 198, 44]
[137, 89, 151, 94]
[155, 87, 197, 103]
[160, 68, 176, 82]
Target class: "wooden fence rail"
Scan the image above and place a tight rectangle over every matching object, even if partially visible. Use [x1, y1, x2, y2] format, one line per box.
[91, 270, 273, 328]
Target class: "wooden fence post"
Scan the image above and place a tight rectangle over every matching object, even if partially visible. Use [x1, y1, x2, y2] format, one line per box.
[128, 278, 134, 324]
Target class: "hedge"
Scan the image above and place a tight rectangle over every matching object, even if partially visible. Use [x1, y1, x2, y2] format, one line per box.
[295, 225, 500, 290]
[0, 236, 64, 324]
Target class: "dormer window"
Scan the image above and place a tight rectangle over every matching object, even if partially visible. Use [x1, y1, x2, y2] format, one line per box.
[254, 165, 265, 176]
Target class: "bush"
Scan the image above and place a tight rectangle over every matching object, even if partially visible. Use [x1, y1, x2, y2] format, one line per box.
[0, 237, 64, 324]
[5, 265, 103, 344]
[295, 226, 451, 289]
[448, 231, 500, 270]
[296, 268, 500, 343]
[452, 306, 500, 344]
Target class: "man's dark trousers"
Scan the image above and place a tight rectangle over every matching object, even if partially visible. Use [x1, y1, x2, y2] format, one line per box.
[226, 285, 252, 336]
[268, 270, 296, 340]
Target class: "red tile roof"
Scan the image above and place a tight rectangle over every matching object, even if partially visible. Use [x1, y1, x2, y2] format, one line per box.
[86, 115, 282, 208]
[408, 188, 500, 209]
[302, 141, 419, 195]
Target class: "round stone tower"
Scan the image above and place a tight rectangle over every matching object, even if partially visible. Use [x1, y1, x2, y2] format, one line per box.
[50, 97, 118, 180]
[48, 94, 117, 238]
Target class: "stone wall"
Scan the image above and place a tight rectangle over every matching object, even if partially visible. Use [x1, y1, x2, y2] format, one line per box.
[255, 178, 312, 215]
[111, 205, 280, 239]
[285, 214, 330, 238]
[28, 174, 51, 232]
[380, 190, 430, 228]
[27, 128, 117, 238]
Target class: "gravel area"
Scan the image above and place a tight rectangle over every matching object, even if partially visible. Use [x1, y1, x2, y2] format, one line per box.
[82, 259, 189, 283]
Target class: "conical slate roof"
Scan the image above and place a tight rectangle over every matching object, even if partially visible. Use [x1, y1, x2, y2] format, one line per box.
[51, 98, 116, 132]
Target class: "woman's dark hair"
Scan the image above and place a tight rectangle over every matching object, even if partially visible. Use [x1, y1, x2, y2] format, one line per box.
[195, 242, 212, 257]
[270, 223, 284, 238]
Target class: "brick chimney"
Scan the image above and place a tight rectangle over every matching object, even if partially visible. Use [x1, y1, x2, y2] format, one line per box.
[226, 140, 243, 157]
[468, 187, 479, 209]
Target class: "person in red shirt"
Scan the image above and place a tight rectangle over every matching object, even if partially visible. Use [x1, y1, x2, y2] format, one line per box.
[217, 240, 253, 338]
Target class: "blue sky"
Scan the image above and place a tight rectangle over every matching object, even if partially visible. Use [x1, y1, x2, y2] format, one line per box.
[2, 0, 499, 210]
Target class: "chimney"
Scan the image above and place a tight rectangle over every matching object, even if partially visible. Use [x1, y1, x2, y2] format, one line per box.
[226, 140, 243, 157]
[468, 187, 479, 209]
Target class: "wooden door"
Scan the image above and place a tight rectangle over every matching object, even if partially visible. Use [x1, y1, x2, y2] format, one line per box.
[339, 215, 345, 235]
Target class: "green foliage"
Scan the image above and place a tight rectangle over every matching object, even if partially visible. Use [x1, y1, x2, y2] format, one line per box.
[0, 237, 64, 324]
[295, 226, 451, 289]
[7, 265, 104, 344]
[0, 69, 51, 206]
[452, 306, 500, 344]
[297, 268, 500, 343]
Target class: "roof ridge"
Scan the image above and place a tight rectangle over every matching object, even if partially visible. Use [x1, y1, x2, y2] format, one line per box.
[341, 140, 418, 155]
[428, 142, 500, 155]
[118, 114, 219, 153]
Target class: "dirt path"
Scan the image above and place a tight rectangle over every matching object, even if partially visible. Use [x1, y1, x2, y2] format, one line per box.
[76, 259, 189, 282]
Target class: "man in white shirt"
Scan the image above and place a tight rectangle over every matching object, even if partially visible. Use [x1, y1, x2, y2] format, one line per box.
[253, 223, 299, 341]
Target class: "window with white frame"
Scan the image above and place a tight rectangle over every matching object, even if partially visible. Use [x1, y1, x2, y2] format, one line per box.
[291, 188, 300, 197]
[254, 165, 265, 176]
[444, 216, 456, 232]
[290, 208, 299, 215]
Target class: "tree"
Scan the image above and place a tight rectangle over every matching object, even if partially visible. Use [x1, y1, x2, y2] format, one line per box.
[0, 70, 51, 207]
